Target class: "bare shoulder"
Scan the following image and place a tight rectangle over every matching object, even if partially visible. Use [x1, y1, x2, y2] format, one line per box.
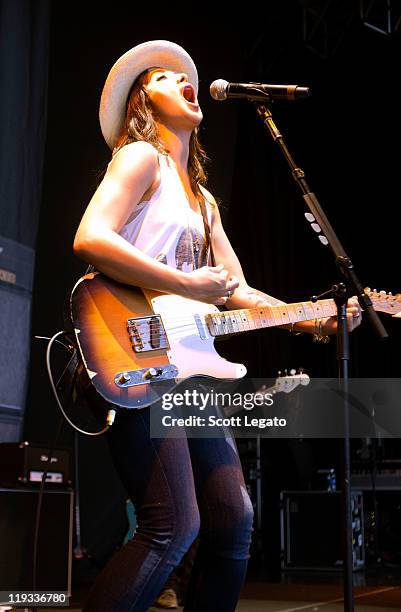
[107, 141, 159, 186]
[112, 140, 159, 164]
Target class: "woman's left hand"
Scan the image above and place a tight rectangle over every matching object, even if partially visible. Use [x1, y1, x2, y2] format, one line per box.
[321, 296, 362, 335]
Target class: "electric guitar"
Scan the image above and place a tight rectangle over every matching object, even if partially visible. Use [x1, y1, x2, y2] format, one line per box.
[363, 288, 401, 318]
[223, 370, 310, 417]
[67, 273, 401, 410]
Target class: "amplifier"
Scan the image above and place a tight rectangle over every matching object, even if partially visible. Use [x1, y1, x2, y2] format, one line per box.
[0, 441, 72, 487]
[0, 487, 73, 594]
[0, 234, 35, 293]
[280, 490, 364, 571]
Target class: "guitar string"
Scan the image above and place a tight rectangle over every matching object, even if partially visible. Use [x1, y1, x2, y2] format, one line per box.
[130, 297, 371, 342]
[128, 306, 343, 345]
[148, 301, 396, 329]
[123, 295, 389, 348]
[132, 307, 334, 333]
[156, 298, 336, 318]
[127, 299, 366, 344]
[141, 310, 331, 330]
[130, 315, 306, 341]
[132, 305, 334, 331]
[126, 299, 342, 342]
[160, 307, 332, 323]
[145, 300, 337, 325]
[141, 315, 296, 330]
[136, 315, 300, 332]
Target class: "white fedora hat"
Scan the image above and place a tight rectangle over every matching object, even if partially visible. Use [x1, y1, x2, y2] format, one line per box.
[99, 40, 199, 149]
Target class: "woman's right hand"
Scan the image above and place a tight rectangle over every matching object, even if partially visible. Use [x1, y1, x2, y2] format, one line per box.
[185, 264, 240, 305]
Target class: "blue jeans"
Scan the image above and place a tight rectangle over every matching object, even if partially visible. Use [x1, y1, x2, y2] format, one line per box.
[83, 405, 254, 612]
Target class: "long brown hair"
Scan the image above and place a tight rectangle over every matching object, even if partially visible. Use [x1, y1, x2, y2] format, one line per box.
[114, 69, 209, 200]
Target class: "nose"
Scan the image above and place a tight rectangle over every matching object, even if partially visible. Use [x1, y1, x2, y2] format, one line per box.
[177, 72, 189, 83]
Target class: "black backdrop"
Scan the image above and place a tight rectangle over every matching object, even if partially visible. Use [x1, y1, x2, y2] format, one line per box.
[23, 1, 401, 570]
[224, 3, 401, 380]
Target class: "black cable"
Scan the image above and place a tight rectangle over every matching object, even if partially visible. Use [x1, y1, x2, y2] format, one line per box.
[31, 355, 78, 610]
[32, 414, 67, 602]
[43, 331, 115, 436]
[31, 330, 116, 609]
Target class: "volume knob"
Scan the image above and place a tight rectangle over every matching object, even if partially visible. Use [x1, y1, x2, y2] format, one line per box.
[117, 372, 131, 384]
[143, 367, 162, 379]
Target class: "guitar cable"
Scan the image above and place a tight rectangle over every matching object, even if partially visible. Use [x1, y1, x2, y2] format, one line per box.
[36, 331, 116, 435]
[31, 407, 66, 610]
[29, 332, 116, 610]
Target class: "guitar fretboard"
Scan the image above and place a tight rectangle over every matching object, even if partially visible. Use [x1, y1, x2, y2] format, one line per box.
[205, 299, 337, 337]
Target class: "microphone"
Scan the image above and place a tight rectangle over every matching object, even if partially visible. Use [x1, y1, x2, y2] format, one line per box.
[210, 79, 310, 102]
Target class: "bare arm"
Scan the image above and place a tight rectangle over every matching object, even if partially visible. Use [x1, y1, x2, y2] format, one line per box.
[206, 188, 362, 334]
[74, 142, 181, 290]
[205, 190, 285, 309]
[73, 143, 237, 304]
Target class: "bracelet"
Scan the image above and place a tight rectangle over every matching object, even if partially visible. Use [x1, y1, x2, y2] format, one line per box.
[289, 323, 302, 336]
[312, 318, 330, 344]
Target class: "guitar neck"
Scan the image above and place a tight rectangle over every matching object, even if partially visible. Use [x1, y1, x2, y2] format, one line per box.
[206, 299, 337, 337]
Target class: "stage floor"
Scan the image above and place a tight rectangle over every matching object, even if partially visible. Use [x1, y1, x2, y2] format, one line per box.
[13, 566, 398, 611]
[4, 583, 400, 611]
[62, 578, 401, 611]
[9, 593, 401, 612]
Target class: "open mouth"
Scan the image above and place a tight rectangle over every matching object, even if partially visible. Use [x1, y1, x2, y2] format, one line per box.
[181, 84, 196, 104]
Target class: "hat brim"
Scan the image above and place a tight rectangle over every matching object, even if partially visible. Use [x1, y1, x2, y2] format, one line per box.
[99, 40, 199, 150]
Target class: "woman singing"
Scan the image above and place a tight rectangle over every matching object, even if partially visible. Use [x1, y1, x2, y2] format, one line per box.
[73, 40, 361, 611]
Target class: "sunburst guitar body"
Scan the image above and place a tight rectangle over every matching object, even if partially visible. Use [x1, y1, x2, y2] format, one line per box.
[67, 273, 401, 411]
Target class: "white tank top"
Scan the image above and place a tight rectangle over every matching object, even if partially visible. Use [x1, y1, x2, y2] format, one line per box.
[119, 153, 212, 272]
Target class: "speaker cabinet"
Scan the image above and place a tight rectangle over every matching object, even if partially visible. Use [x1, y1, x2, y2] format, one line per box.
[0, 284, 31, 443]
[0, 488, 73, 593]
[0, 412, 23, 443]
[280, 490, 364, 571]
[0, 235, 34, 443]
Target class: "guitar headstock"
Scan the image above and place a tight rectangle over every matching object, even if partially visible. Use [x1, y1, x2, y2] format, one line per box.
[224, 368, 310, 418]
[365, 288, 401, 317]
[258, 368, 310, 396]
[273, 368, 310, 394]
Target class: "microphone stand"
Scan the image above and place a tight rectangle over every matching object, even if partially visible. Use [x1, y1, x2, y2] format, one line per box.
[252, 100, 388, 612]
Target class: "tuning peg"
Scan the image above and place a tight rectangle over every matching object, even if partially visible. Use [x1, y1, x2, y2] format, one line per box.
[290, 368, 296, 375]
[298, 367, 305, 373]
[380, 290, 386, 294]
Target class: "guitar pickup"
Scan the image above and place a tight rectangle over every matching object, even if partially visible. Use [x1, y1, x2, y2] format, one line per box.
[127, 316, 169, 353]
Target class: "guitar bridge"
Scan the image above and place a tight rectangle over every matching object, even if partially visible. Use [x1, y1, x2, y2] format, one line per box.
[127, 316, 169, 353]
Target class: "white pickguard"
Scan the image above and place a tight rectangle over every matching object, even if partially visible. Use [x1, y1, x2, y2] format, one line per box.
[150, 293, 247, 380]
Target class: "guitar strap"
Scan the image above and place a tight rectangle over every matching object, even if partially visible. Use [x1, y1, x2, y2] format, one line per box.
[199, 197, 216, 267]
